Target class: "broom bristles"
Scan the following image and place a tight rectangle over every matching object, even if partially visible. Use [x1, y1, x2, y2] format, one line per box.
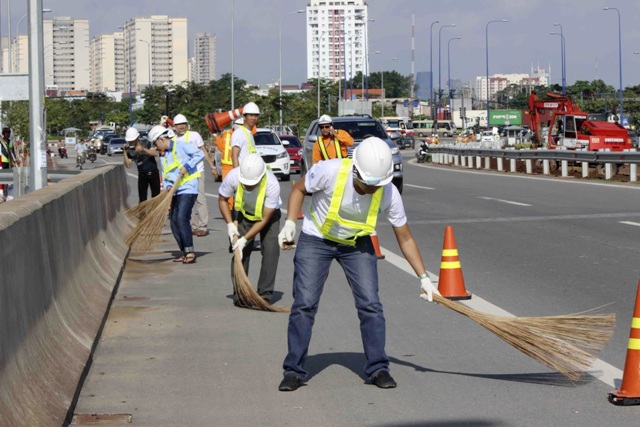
[233, 247, 290, 313]
[125, 186, 176, 252]
[125, 190, 171, 222]
[431, 293, 615, 381]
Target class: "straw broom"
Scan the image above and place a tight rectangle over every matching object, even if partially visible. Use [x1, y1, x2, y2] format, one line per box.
[125, 186, 177, 252]
[426, 292, 615, 381]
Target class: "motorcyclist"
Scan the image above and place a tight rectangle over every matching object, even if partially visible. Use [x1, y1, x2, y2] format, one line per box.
[75, 139, 87, 168]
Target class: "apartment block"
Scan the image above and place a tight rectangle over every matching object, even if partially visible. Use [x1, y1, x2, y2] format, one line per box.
[476, 68, 550, 102]
[90, 33, 125, 92]
[44, 17, 91, 91]
[191, 32, 216, 84]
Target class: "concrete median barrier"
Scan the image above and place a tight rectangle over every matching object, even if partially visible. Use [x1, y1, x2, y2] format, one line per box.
[0, 165, 130, 426]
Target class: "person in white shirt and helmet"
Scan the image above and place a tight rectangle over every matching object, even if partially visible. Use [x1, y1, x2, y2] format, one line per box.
[276, 136, 440, 392]
[231, 102, 260, 168]
[173, 113, 218, 237]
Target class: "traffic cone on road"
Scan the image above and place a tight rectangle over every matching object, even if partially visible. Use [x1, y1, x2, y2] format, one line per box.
[371, 231, 385, 259]
[437, 226, 471, 300]
[609, 281, 640, 406]
[205, 108, 243, 134]
[292, 180, 304, 219]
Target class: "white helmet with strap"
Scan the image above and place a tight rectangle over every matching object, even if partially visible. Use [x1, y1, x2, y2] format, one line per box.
[173, 114, 188, 125]
[243, 102, 261, 115]
[352, 137, 394, 186]
[148, 125, 175, 143]
[239, 153, 267, 186]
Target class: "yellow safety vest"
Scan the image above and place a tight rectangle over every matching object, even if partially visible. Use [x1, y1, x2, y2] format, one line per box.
[234, 174, 267, 221]
[311, 159, 382, 246]
[162, 140, 201, 187]
[239, 126, 257, 154]
[0, 141, 11, 164]
[221, 131, 233, 165]
[319, 137, 342, 161]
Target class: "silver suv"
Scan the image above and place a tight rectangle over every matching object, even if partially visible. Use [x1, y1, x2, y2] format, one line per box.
[302, 115, 403, 193]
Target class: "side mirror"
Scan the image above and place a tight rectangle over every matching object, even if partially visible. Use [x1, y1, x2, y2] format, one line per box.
[282, 140, 289, 146]
[307, 135, 318, 144]
[389, 131, 402, 141]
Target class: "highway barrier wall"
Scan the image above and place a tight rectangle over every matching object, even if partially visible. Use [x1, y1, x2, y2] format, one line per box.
[0, 165, 130, 425]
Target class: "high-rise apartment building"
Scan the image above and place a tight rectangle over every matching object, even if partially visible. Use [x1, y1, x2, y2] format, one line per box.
[44, 17, 90, 91]
[476, 68, 550, 102]
[192, 32, 216, 84]
[306, 0, 368, 82]
[11, 35, 28, 73]
[90, 33, 125, 92]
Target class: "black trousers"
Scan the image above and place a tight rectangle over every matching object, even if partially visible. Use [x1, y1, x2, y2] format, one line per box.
[138, 170, 161, 203]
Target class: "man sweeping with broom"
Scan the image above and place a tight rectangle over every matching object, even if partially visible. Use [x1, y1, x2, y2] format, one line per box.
[218, 153, 282, 308]
[276, 137, 440, 391]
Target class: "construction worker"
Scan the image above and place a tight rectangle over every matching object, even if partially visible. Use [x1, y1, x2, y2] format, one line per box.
[231, 102, 260, 168]
[124, 127, 160, 203]
[216, 117, 244, 210]
[173, 114, 218, 237]
[148, 125, 204, 265]
[218, 153, 281, 307]
[276, 137, 440, 392]
[311, 114, 354, 165]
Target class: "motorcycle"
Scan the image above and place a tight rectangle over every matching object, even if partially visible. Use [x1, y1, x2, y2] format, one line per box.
[415, 141, 429, 163]
[76, 152, 86, 170]
[87, 146, 97, 163]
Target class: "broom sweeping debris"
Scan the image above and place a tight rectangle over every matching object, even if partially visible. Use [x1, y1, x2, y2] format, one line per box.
[125, 186, 176, 252]
[427, 292, 615, 381]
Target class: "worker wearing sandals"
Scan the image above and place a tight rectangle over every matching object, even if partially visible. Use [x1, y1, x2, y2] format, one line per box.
[218, 154, 282, 307]
[148, 125, 204, 265]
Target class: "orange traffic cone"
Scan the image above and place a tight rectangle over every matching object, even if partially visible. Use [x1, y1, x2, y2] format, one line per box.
[292, 180, 304, 219]
[609, 281, 640, 406]
[205, 109, 243, 134]
[437, 226, 471, 300]
[371, 231, 385, 259]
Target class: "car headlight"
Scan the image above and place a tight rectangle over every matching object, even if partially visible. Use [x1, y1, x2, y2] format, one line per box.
[297, 149, 303, 156]
[391, 146, 399, 155]
[276, 151, 288, 159]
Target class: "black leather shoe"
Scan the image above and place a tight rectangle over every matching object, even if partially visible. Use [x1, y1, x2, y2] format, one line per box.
[371, 370, 397, 389]
[279, 373, 303, 392]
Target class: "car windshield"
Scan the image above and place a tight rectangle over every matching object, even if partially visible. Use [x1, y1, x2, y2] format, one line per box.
[254, 132, 280, 146]
[110, 139, 126, 145]
[330, 121, 387, 140]
[280, 136, 301, 147]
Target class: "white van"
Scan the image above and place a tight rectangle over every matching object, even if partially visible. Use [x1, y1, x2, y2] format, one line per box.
[413, 120, 456, 138]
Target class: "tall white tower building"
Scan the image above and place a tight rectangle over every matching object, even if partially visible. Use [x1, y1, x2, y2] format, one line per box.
[44, 17, 91, 91]
[192, 32, 216, 84]
[90, 33, 125, 93]
[306, 0, 368, 82]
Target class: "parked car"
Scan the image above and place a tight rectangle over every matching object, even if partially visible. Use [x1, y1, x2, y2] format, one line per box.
[107, 138, 126, 156]
[253, 128, 290, 181]
[480, 131, 495, 143]
[279, 134, 303, 174]
[302, 115, 403, 193]
[100, 133, 119, 154]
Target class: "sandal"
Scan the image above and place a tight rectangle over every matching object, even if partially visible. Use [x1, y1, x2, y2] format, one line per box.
[173, 256, 185, 263]
[183, 252, 197, 264]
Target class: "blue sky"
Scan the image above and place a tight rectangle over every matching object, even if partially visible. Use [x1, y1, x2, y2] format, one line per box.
[13, 0, 640, 90]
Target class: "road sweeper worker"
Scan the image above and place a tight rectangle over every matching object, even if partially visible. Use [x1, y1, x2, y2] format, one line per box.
[218, 153, 281, 307]
[148, 125, 204, 265]
[276, 136, 440, 392]
[123, 127, 160, 203]
[312, 114, 354, 165]
[173, 113, 218, 237]
[231, 102, 260, 168]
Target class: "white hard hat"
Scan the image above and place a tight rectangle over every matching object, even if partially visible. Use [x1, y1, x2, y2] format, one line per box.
[173, 114, 188, 125]
[233, 117, 244, 130]
[238, 153, 267, 186]
[352, 137, 394, 187]
[148, 125, 175, 143]
[243, 102, 260, 115]
[125, 127, 140, 142]
[318, 114, 333, 125]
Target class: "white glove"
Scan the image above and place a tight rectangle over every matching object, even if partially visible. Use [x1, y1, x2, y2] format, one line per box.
[232, 236, 248, 259]
[419, 273, 440, 303]
[278, 219, 297, 249]
[227, 222, 240, 242]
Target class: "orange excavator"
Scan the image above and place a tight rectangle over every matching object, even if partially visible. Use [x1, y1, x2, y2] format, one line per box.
[528, 92, 631, 151]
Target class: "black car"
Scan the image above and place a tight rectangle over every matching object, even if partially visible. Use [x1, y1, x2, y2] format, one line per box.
[301, 115, 404, 193]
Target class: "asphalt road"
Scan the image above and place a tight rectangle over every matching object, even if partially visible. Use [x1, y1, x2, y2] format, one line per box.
[71, 150, 640, 426]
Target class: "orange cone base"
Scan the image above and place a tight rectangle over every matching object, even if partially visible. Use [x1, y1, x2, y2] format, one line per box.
[608, 391, 640, 406]
[438, 270, 471, 300]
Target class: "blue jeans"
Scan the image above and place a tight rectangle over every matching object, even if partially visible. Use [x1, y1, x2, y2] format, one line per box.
[169, 193, 197, 254]
[282, 232, 389, 381]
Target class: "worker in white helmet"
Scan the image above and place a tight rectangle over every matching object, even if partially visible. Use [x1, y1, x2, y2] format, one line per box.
[276, 137, 440, 392]
[231, 102, 260, 168]
[123, 127, 160, 203]
[173, 113, 218, 237]
[312, 114, 354, 165]
[216, 117, 244, 209]
[218, 153, 282, 307]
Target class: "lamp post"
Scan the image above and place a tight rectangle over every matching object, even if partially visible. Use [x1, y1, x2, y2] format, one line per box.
[279, 10, 304, 135]
[553, 23, 566, 95]
[231, 0, 235, 110]
[438, 24, 455, 114]
[139, 39, 151, 89]
[15, 9, 51, 73]
[118, 25, 134, 125]
[447, 37, 461, 120]
[362, 18, 374, 100]
[381, 57, 398, 117]
[485, 19, 508, 129]
[604, 7, 623, 122]
[429, 20, 440, 119]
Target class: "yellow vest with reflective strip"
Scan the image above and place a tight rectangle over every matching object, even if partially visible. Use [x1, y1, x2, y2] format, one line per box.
[221, 131, 233, 165]
[162, 140, 201, 187]
[0, 141, 10, 164]
[311, 159, 382, 246]
[234, 174, 267, 221]
[239, 126, 257, 154]
[319, 137, 342, 161]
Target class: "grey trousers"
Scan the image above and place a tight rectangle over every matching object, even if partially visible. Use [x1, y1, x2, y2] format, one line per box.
[190, 177, 208, 231]
[231, 209, 281, 302]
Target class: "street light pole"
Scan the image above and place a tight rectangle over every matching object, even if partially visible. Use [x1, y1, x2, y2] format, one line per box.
[553, 23, 566, 95]
[16, 9, 51, 73]
[317, 31, 328, 117]
[448, 37, 461, 120]
[231, 0, 235, 110]
[485, 19, 507, 129]
[438, 24, 455, 115]
[279, 10, 304, 135]
[381, 57, 397, 118]
[139, 39, 151, 89]
[429, 20, 439, 119]
[604, 7, 623, 122]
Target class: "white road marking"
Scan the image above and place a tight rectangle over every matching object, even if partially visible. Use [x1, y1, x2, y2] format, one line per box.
[379, 244, 623, 388]
[405, 183, 435, 190]
[478, 196, 532, 207]
[620, 221, 640, 227]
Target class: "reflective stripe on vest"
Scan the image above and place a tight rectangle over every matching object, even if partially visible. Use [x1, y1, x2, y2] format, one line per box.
[311, 159, 382, 246]
[234, 174, 267, 221]
[319, 137, 342, 161]
[162, 141, 201, 187]
[221, 131, 233, 165]
[0, 141, 10, 163]
[239, 126, 257, 154]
